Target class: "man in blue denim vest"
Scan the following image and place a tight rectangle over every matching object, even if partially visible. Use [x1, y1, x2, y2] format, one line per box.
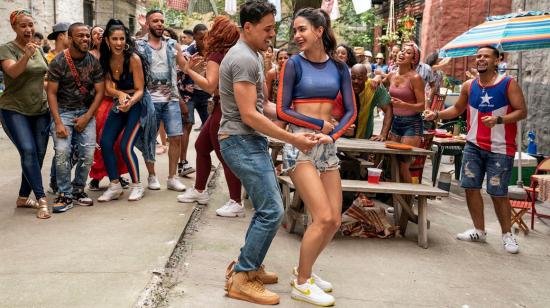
[47, 23, 104, 213]
[219, 1, 317, 305]
[136, 10, 188, 192]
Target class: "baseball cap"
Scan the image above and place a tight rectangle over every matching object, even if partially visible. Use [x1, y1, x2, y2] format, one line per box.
[47, 22, 70, 40]
[364, 50, 373, 57]
[376, 53, 385, 59]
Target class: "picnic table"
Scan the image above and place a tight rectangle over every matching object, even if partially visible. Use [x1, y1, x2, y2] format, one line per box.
[268, 137, 433, 182]
[278, 176, 449, 248]
[269, 138, 448, 248]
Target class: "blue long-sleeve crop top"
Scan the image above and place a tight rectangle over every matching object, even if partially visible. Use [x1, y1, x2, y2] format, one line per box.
[276, 54, 356, 140]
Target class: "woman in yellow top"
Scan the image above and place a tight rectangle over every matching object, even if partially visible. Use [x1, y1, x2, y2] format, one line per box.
[0, 10, 51, 219]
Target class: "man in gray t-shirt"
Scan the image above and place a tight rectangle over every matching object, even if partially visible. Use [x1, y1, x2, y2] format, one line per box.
[219, 1, 316, 305]
[218, 39, 265, 136]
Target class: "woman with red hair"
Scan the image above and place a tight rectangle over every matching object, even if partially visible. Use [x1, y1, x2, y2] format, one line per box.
[176, 16, 243, 217]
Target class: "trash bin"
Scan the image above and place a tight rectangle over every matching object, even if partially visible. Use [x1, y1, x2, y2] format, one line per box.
[509, 152, 537, 186]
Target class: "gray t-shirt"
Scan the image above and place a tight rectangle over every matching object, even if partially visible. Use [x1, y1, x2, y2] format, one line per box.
[218, 40, 264, 136]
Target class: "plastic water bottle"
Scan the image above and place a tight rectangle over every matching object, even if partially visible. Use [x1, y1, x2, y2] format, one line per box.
[527, 131, 537, 155]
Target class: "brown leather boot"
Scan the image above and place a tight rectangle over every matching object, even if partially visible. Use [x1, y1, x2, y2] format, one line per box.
[226, 271, 280, 305]
[225, 260, 278, 285]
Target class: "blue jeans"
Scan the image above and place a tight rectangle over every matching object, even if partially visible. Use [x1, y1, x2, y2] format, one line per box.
[51, 108, 96, 197]
[100, 103, 142, 183]
[460, 142, 514, 197]
[153, 100, 183, 137]
[220, 134, 284, 272]
[0, 109, 50, 199]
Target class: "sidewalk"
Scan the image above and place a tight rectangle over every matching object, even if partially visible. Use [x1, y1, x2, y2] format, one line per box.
[0, 128, 204, 308]
[164, 151, 550, 307]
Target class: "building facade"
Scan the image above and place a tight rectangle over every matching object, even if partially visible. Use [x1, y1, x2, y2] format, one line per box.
[0, 0, 146, 44]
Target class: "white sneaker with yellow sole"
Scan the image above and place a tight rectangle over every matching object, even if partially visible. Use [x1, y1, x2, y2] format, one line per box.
[293, 267, 333, 292]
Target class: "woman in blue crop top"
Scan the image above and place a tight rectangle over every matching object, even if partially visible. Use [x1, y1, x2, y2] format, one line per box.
[97, 19, 149, 202]
[276, 8, 356, 306]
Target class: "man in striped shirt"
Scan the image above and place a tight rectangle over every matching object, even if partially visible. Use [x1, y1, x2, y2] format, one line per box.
[425, 45, 527, 254]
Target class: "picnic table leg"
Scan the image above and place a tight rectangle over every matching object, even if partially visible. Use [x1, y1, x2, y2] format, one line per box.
[418, 196, 428, 249]
[432, 145, 443, 186]
[389, 154, 402, 222]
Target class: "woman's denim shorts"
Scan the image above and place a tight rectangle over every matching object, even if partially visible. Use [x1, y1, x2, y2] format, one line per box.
[282, 125, 339, 173]
[390, 114, 424, 137]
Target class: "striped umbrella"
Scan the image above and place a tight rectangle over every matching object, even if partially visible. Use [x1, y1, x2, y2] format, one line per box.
[439, 11, 550, 58]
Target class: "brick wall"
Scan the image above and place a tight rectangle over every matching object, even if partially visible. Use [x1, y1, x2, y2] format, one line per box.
[420, 0, 512, 80]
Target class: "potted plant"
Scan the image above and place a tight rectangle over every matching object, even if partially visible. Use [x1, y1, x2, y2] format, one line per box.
[378, 32, 399, 47]
[399, 15, 415, 30]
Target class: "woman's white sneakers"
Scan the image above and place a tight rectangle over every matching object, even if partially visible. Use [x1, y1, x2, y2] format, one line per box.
[98, 182, 123, 202]
[291, 278, 335, 307]
[292, 267, 333, 292]
[128, 184, 144, 201]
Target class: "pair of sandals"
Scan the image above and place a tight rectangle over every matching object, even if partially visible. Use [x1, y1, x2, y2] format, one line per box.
[16, 197, 50, 219]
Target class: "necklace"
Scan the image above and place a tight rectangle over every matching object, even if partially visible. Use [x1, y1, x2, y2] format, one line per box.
[478, 73, 497, 93]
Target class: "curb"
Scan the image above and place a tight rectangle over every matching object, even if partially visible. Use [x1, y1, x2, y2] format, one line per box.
[133, 164, 222, 308]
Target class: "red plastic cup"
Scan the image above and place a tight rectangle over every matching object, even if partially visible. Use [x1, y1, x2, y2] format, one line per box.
[367, 168, 382, 184]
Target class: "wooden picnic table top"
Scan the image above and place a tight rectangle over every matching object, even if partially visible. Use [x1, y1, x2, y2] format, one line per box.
[268, 137, 433, 157]
[432, 136, 467, 146]
[278, 176, 449, 197]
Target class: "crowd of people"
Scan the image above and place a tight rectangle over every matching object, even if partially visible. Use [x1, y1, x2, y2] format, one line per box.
[0, 0, 527, 306]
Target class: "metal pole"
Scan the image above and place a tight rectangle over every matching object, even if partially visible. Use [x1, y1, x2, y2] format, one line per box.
[516, 0, 527, 187]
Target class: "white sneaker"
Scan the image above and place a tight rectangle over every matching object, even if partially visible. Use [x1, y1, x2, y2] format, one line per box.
[167, 177, 186, 191]
[502, 232, 519, 254]
[457, 228, 487, 242]
[292, 267, 333, 292]
[147, 175, 161, 190]
[128, 183, 144, 201]
[176, 188, 209, 204]
[98, 182, 123, 202]
[291, 278, 335, 307]
[215, 200, 245, 217]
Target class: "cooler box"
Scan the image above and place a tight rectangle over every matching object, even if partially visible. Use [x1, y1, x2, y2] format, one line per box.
[509, 152, 537, 186]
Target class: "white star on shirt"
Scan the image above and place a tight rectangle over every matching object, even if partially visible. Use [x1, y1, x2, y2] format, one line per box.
[480, 92, 493, 105]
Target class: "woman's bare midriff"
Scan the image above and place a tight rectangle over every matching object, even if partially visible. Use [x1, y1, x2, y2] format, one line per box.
[294, 102, 333, 122]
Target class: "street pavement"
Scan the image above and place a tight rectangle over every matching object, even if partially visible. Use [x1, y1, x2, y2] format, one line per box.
[0, 124, 204, 308]
[2, 116, 550, 308]
[163, 163, 550, 308]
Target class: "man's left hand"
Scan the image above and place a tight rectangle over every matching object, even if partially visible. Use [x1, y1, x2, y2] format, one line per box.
[371, 135, 386, 142]
[481, 115, 498, 128]
[73, 115, 90, 133]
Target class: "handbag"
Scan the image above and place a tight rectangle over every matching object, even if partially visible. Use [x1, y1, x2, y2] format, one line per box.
[63, 49, 94, 107]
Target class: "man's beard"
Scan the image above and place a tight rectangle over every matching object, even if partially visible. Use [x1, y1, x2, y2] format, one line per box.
[149, 27, 163, 38]
[72, 41, 88, 54]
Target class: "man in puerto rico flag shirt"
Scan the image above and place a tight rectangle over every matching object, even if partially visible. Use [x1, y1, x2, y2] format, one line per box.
[425, 46, 527, 254]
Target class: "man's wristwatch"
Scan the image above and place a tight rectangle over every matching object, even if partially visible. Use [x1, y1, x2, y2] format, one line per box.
[496, 116, 503, 124]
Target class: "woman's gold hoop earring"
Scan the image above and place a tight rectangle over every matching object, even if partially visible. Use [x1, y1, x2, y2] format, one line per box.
[124, 44, 129, 51]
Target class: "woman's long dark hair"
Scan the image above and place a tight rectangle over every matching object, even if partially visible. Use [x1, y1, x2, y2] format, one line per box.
[294, 8, 340, 67]
[99, 19, 149, 86]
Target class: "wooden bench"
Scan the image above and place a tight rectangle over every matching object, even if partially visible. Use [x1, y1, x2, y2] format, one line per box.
[278, 176, 449, 248]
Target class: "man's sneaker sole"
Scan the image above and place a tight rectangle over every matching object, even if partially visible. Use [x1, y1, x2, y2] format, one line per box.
[226, 290, 279, 305]
[216, 211, 245, 218]
[52, 203, 74, 213]
[74, 200, 94, 206]
[178, 197, 209, 205]
[179, 168, 196, 177]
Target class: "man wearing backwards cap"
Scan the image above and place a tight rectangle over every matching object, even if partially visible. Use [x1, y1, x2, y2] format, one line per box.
[46, 22, 70, 63]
